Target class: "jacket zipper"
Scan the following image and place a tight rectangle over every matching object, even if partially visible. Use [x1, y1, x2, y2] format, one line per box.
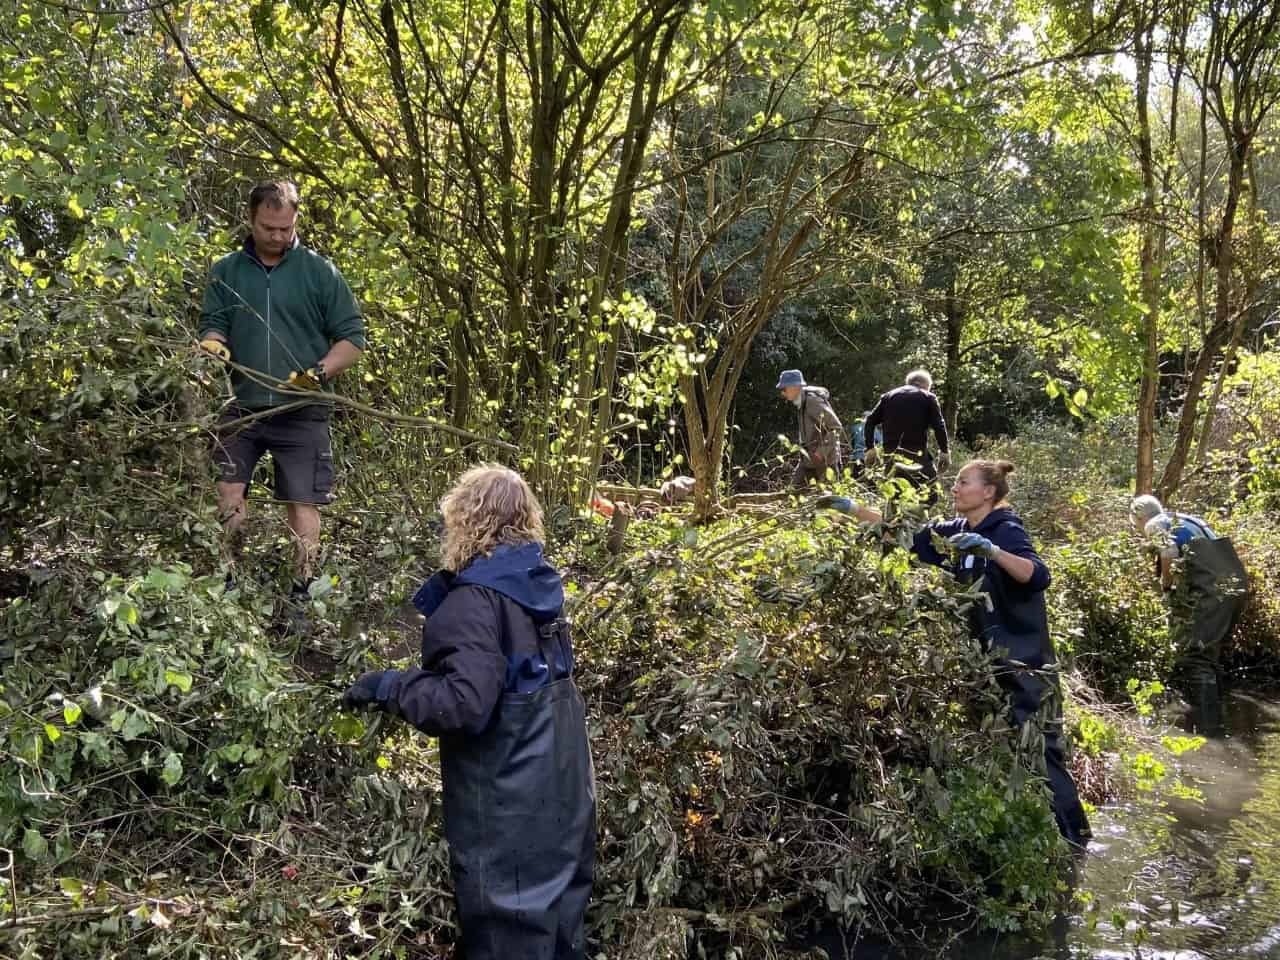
[247, 252, 273, 404]
[265, 278, 272, 404]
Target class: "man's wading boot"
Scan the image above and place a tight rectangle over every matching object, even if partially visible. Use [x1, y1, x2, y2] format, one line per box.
[1183, 675, 1225, 738]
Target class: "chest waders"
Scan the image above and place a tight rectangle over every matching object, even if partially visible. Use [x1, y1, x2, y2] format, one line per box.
[1169, 535, 1249, 683]
[440, 620, 596, 960]
[958, 535, 1091, 847]
[1169, 533, 1249, 735]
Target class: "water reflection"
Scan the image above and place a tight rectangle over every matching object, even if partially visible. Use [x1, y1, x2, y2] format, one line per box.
[822, 691, 1280, 960]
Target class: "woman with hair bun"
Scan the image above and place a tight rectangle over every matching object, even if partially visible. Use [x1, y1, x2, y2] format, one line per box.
[827, 459, 1091, 848]
[342, 464, 595, 959]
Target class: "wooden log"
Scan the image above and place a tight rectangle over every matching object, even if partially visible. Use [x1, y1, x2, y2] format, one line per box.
[728, 491, 791, 505]
[597, 483, 663, 504]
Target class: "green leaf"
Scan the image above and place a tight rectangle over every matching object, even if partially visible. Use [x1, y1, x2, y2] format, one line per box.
[161, 752, 183, 786]
[116, 710, 153, 742]
[23, 828, 48, 861]
[67, 193, 85, 219]
[2, 171, 27, 200]
[44, 723, 61, 743]
[1072, 387, 1089, 409]
[59, 877, 84, 897]
[219, 743, 244, 763]
[308, 575, 334, 599]
[164, 669, 193, 693]
[63, 701, 82, 725]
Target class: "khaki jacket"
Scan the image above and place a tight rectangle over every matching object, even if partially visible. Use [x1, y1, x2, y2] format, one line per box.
[798, 386, 843, 464]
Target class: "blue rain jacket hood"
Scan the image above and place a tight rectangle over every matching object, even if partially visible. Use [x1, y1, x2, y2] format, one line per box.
[413, 542, 564, 624]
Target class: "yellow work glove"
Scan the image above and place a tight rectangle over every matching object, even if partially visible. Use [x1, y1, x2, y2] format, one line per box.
[198, 338, 231, 362]
[287, 366, 326, 391]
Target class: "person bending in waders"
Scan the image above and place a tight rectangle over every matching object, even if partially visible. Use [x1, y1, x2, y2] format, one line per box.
[776, 369, 844, 490]
[342, 465, 595, 960]
[822, 460, 1091, 848]
[1130, 495, 1250, 736]
[197, 179, 365, 623]
[863, 369, 950, 500]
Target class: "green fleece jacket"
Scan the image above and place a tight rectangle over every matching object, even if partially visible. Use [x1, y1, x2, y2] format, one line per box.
[199, 238, 366, 411]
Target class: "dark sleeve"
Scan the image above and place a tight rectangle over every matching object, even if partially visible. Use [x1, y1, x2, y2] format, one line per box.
[911, 523, 949, 568]
[991, 522, 1051, 592]
[928, 393, 949, 453]
[864, 396, 885, 448]
[385, 587, 507, 737]
[322, 261, 367, 349]
[199, 262, 232, 339]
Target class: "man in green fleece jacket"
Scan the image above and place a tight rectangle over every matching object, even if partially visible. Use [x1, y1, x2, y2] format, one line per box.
[198, 180, 365, 605]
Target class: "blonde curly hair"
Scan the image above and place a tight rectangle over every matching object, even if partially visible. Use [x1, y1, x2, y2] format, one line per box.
[440, 464, 546, 572]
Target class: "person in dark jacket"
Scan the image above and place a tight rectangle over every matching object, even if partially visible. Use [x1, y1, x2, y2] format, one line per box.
[863, 370, 950, 489]
[776, 369, 844, 489]
[342, 465, 596, 959]
[1131, 495, 1250, 735]
[824, 460, 1091, 848]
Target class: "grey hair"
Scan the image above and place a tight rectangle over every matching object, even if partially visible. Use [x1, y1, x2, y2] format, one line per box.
[1131, 494, 1163, 522]
[905, 369, 933, 390]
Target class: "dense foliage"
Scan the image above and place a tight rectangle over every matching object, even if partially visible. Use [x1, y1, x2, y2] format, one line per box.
[0, 485, 1079, 957]
[5, 0, 1280, 955]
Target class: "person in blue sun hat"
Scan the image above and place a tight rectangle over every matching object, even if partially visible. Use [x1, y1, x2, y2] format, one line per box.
[776, 369, 844, 490]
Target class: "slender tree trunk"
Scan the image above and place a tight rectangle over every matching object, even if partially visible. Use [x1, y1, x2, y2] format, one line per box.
[581, 23, 681, 500]
[1159, 145, 1246, 497]
[1133, 7, 1160, 495]
[1195, 160, 1261, 464]
[941, 271, 962, 435]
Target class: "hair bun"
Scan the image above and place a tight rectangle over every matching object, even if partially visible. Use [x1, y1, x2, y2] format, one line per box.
[997, 460, 1015, 476]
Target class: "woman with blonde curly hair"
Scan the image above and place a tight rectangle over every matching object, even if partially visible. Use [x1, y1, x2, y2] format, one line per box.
[343, 464, 595, 959]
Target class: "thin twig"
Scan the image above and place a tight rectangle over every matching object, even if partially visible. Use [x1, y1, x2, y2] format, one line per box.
[186, 351, 520, 452]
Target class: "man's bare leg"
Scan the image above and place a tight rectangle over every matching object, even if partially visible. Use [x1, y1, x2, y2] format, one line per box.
[217, 481, 249, 567]
[285, 502, 321, 584]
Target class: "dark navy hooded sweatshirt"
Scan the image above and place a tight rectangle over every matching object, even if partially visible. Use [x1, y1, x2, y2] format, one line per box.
[911, 507, 1056, 669]
[377, 543, 573, 737]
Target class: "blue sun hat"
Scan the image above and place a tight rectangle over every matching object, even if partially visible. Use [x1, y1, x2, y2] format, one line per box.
[775, 369, 806, 390]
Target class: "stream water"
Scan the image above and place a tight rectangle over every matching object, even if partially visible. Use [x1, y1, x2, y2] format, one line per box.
[812, 690, 1280, 960]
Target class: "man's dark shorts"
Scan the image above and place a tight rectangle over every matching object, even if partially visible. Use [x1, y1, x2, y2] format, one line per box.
[213, 405, 334, 504]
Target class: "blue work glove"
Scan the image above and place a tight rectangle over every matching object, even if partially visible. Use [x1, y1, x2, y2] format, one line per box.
[816, 495, 859, 514]
[341, 670, 401, 710]
[948, 532, 999, 558]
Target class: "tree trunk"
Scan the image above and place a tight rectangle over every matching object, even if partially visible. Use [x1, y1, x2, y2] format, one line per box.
[682, 370, 722, 523]
[940, 271, 962, 435]
[1158, 144, 1246, 498]
[1196, 157, 1263, 465]
[1133, 11, 1160, 494]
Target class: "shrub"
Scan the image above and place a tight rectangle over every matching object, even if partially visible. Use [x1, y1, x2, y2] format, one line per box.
[1044, 535, 1172, 699]
[574, 510, 1071, 947]
[0, 555, 459, 958]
